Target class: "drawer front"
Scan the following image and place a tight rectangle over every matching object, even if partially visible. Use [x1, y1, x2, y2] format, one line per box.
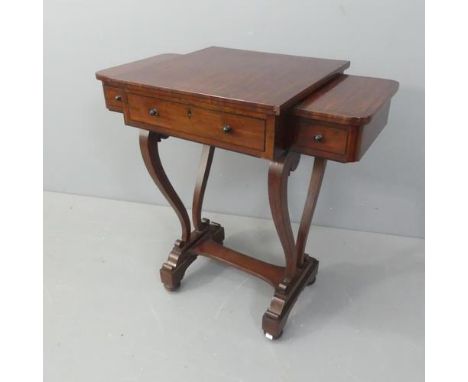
[126, 93, 265, 151]
[103, 85, 124, 112]
[294, 121, 349, 156]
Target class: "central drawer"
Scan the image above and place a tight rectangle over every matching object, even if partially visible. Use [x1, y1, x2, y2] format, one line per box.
[126, 93, 266, 152]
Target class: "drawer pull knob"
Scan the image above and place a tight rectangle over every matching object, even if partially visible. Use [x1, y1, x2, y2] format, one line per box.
[187, 109, 192, 118]
[222, 124, 232, 134]
[148, 108, 159, 117]
[314, 134, 323, 142]
[114, 95, 122, 101]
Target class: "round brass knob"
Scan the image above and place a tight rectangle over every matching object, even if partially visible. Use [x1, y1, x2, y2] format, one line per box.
[148, 108, 159, 116]
[222, 124, 232, 134]
[114, 95, 122, 101]
[314, 134, 323, 142]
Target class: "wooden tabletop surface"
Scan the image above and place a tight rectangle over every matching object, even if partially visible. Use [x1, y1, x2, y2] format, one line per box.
[293, 75, 399, 125]
[96, 47, 350, 115]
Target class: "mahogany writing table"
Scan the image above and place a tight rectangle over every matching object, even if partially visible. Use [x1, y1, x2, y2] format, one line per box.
[96, 47, 398, 340]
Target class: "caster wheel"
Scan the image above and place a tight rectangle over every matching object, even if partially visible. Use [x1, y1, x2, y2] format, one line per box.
[264, 330, 283, 340]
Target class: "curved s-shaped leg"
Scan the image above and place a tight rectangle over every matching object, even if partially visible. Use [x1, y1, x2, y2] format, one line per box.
[139, 131, 191, 243]
[139, 130, 195, 290]
[268, 151, 300, 281]
[192, 145, 215, 231]
[263, 153, 324, 339]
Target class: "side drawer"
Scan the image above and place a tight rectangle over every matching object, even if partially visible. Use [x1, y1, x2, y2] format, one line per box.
[126, 93, 266, 152]
[103, 85, 124, 112]
[292, 119, 351, 161]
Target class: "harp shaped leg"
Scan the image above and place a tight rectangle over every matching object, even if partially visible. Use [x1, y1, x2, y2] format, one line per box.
[190, 145, 224, 247]
[267, 151, 301, 281]
[296, 157, 327, 270]
[263, 154, 327, 339]
[139, 131, 191, 243]
[192, 145, 215, 232]
[139, 132, 223, 290]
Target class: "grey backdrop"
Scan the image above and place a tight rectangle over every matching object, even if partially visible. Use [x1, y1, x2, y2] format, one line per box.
[44, 0, 424, 238]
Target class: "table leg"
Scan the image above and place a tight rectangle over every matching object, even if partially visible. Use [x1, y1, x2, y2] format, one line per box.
[192, 145, 215, 231]
[296, 157, 327, 269]
[263, 154, 326, 339]
[140, 132, 326, 338]
[139, 131, 223, 291]
[139, 131, 191, 243]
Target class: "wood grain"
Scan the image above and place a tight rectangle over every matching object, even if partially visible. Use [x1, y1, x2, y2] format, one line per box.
[102, 85, 124, 112]
[98, 53, 398, 162]
[192, 145, 215, 231]
[96, 53, 180, 86]
[296, 158, 327, 267]
[290, 74, 399, 162]
[293, 74, 399, 125]
[139, 131, 191, 243]
[292, 121, 349, 156]
[126, 92, 266, 152]
[192, 239, 285, 287]
[268, 151, 301, 281]
[97, 47, 349, 115]
[97, 49, 400, 339]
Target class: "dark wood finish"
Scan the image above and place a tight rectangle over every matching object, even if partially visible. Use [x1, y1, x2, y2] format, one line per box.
[192, 239, 285, 286]
[160, 223, 225, 291]
[100, 53, 180, 112]
[192, 145, 215, 231]
[138, 128, 326, 338]
[97, 48, 399, 340]
[97, 47, 350, 115]
[293, 121, 349, 156]
[103, 85, 124, 112]
[296, 157, 327, 267]
[356, 101, 392, 159]
[97, 53, 181, 88]
[126, 93, 266, 152]
[263, 254, 319, 339]
[140, 130, 224, 290]
[291, 74, 399, 162]
[97, 48, 349, 160]
[139, 131, 191, 243]
[98, 54, 397, 162]
[293, 74, 399, 125]
[262, 152, 326, 339]
[268, 151, 301, 280]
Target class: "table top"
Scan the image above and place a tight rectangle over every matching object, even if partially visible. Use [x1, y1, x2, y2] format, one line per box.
[96, 47, 350, 115]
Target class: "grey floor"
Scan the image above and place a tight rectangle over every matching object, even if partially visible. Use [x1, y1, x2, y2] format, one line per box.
[44, 192, 424, 382]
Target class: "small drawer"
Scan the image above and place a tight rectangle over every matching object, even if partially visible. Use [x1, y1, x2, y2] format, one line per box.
[103, 85, 124, 112]
[126, 93, 266, 152]
[293, 120, 349, 156]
